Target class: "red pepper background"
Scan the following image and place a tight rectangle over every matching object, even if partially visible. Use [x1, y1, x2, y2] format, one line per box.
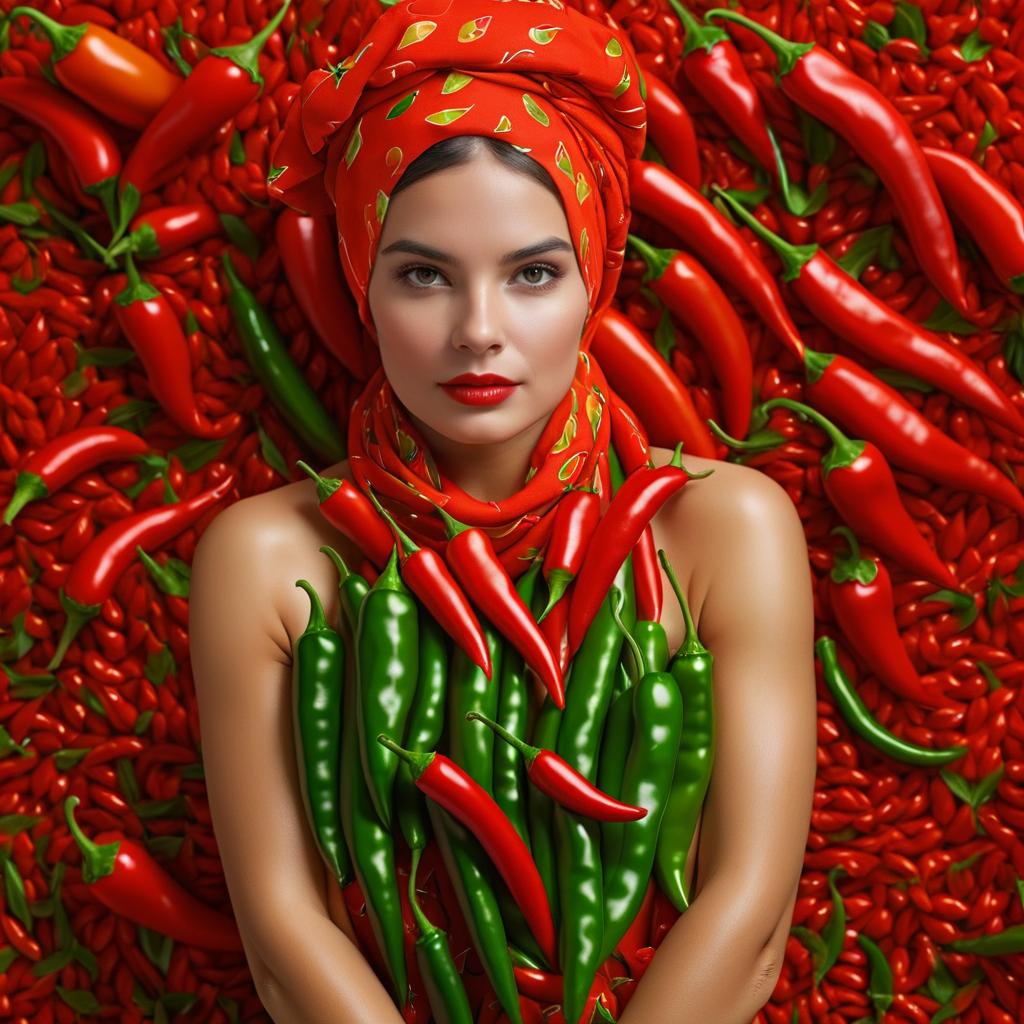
[1, 0, 1024, 1022]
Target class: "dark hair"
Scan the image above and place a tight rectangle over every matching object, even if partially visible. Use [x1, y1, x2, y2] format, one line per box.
[390, 135, 561, 201]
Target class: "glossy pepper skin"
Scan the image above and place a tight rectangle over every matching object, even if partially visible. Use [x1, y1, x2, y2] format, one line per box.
[356, 545, 419, 830]
[63, 796, 242, 951]
[633, 62, 701, 189]
[449, 618, 502, 796]
[122, 204, 223, 262]
[320, 545, 370, 640]
[538, 481, 601, 622]
[291, 579, 351, 886]
[6, 7, 181, 131]
[2, 426, 149, 526]
[827, 527, 958, 711]
[815, 637, 968, 767]
[710, 398, 958, 590]
[655, 550, 715, 913]
[599, 592, 683, 965]
[707, 8, 970, 319]
[528, 696, 563, 935]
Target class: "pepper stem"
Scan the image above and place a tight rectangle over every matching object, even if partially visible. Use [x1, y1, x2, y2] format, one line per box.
[208, 0, 291, 85]
[408, 847, 436, 939]
[756, 398, 866, 474]
[8, 7, 85, 62]
[608, 585, 647, 679]
[658, 548, 708, 657]
[365, 484, 418, 555]
[706, 416, 784, 452]
[626, 233, 675, 284]
[433, 502, 469, 539]
[713, 187, 818, 281]
[319, 544, 353, 583]
[114, 252, 161, 306]
[296, 459, 341, 501]
[64, 795, 119, 884]
[666, 0, 729, 56]
[376, 733, 434, 778]
[466, 711, 540, 767]
[704, 8, 815, 76]
[829, 525, 878, 585]
[295, 579, 327, 634]
[2, 471, 48, 524]
[803, 348, 834, 384]
[47, 590, 102, 671]
[536, 568, 573, 624]
[372, 544, 403, 593]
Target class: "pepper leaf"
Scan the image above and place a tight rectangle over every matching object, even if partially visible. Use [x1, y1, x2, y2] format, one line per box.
[973, 765, 1005, 807]
[57, 988, 102, 1014]
[0, 724, 32, 759]
[1004, 318, 1024, 384]
[719, 186, 770, 210]
[3, 857, 33, 932]
[921, 589, 978, 629]
[162, 993, 198, 1014]
[836, 225, 896, 281]
[20, 140, 45, 200]
[135, 796, 188, 820]
[54, 748, 89, 771]
[144, 645, 176, 687]
[920, 299, 979, 335]
[116, 758, 141, 806]
[0, 947, 19, 973]
[161, 18, 194, 76]
[71, 939, 98, 982]
[217, 996, 240, 1024]
[219, 213, 261, 263]
[0, 613, 35, 662]
[863, 20, 890, 50]
[790, 924, 827, 977]
[144, 834, 185, 860]
[0, 161, 17, 193]
[890, 2, 930, 54]
[872, 368, 934, 393]
[0, 202, 41, 226]
[858, 932, 894, 1018]
[77, 346, 137, 368]
[976, 120, 999, 158]
[0, 813, 42, 835]
[924, 951, 957, 1004]
[139, 925, 173, 973]
[653, 306, 676, 364]
[940, 769, 975, 806]
[977, 661, 1002, 691]
[798, 110, 836, 165]
[258, 422, 291, 480]
[960, 28, 992, 62]
[105, 399, 157, 434]
[137, 547, 190, 598]
[817, 865, 847, 986]
[229, 131, 247, 166]
[31, 944, 76, 976]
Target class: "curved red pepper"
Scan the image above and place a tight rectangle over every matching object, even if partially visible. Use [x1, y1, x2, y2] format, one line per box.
[629, 159, 806, 360]
[707, 8, 970, 318]
[3, 426, 149, 525]
[124, 203, 223, 261]
[627, 231, 753, 441]
[538, 484, 601, 621]
[47, 471, 236, 670]
[591, 307, 716, 457]
[827, 527, 960, 710]
[113, 255, 242, 440]
[633, 59, 701, 189]
[64, 796, 242, 951]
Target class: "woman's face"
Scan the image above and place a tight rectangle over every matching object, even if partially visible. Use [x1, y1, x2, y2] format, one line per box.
[366, 148, 590, 452]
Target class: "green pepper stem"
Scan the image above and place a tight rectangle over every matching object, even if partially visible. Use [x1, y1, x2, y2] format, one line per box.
[626, 232, 675, 284]
[319, 544, 352, 583]
[365, 484, 418, 554]
[9, 7, 85, 62]
[608, 585, 646, 678]
[296, 459, 341, 501]
[657, 548, 708, 657]
[114, 252, 160, 306]
[665, 0, 729, 56]
[755, 398, 865, 474]
[221, 249, 246, 295]
[208, 0, 291, 85]
[295, 579, 327, 633]
[376, 733, 434, 778]
[408, 847, 436, 938]
[704, 8, 815, 75]
[2, 471, 48, 524]
[536, 568, 573, 624]
[829, 525, 878, 585]
[706, 416, 784, 452]
[466, 711, 540, 767]
[433, 503, 469, 539]
[64, 795, 118, 884]
[47, 590, 101, 671]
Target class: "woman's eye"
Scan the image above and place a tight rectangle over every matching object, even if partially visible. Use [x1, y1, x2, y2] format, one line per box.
[397, 263, 562, 290]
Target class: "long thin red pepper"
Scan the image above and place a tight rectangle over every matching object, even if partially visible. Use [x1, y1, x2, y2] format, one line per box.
[802, 348, 1024, 515]
[627, 231, 753, 440]
[113, 254, 242, 440]
[537, 478, 601, 622]
[466, 712, 647, 823]
[434, 505, 565, 709]
[539, 588, 571, 676]
[590, 306, 716, 457]
[707, 8, 971, 318]
[117, 203, 223, 262]
[117, 0, 290, 208]
[632, 60, 701, 189]
[567, 444, 711, 659]
[296, 460, 395, 566]
[827, 527, 959, 710]
[632, 523, 662, 624]
[3, 426, 149, 525]
[709, 398, 957, 590]
[364, 484, 493, 679]
[275, 208, 374, 382]
[715, 188, 1024, 435]
[6, 7, 181, 131]
[628, 159, 806, 360]
[377, 735, 558, 969]
[923, 146, 1024, 294]
[63, 796, 243, 951]
[47, 470, 236, 670]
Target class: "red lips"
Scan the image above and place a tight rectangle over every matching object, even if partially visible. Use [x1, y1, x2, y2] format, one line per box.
[441, 373, 518, 386]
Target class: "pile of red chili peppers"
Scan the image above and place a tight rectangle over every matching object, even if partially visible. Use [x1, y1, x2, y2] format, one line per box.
[1, 0, 1024, 1021]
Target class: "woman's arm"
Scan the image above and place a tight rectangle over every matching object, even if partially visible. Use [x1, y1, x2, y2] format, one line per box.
[620, 466, 817, 1024]
[188, 500, 406, 1024]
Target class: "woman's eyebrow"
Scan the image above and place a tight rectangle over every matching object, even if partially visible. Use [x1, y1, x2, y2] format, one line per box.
[378, 236, 573, 265]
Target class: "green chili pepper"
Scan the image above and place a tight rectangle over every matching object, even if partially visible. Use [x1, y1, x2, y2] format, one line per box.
[356, 544, 420, 830]
[599, 590, 683, 965]
[291, 579, 350, 887]
[427, 801, 524, 1024]
[611, 660, 631, 699]
[527, 693, 562, 935]
[816, 636, 968, 766]
[629, 620, 669, 681]
[449, 618, 503, 793]
[948, 925, 1024, 955]
[221, 251, 345, 463]
[655, 548, 715, 912]
[395, 609, 449, 853]
[597, 684, 634, 871]
[320, 545, 370, 642]
[408, 847, 474, 1024]
[340, 639, 407, 1008]
[858, 931, 894, 1018]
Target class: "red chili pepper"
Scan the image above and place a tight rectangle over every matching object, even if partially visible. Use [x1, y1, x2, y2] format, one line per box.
[632, 523, 662, 624]
[5, 7, 181, 131]
[715, 189, 1024, 435]
[802, 349, 1024, 515]
[2, 426, 149, 525]
[539, 584, 571, 676]
[120, 203, 223, 262]
[827, 526, 959, 710]
[378, 735, 558, 969]
[567, 444, 711, 659]
[632, 59, 701, 189]
[537, 476, 601, 622]
[113, 255, 242, 440]
[628, 159, 806, 359]
[364, 484, 492, 679]
[627, 232, 753, 440]
[296, 460, 395, 566]
[0, 77, 120, 224]
[275, 209, 373, 382]
[923, 146, 1024, 295]
[710, 398, 957, 589]
[590, 306, 717, 457]
[707, 9, 971, 318]
[47, 470, 236, 670]
[118, 0, 290, 201]
[63, 795, 243, 951]
[466, 711, 647, 822]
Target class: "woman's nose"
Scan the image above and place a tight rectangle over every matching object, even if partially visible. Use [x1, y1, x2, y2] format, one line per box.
[451, 282, 505, 351]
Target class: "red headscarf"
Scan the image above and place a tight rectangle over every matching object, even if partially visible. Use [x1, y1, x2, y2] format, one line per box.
[268, 0, 651, 573]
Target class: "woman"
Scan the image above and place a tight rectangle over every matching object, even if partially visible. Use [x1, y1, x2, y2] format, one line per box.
[188, 1, 816, 1021]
